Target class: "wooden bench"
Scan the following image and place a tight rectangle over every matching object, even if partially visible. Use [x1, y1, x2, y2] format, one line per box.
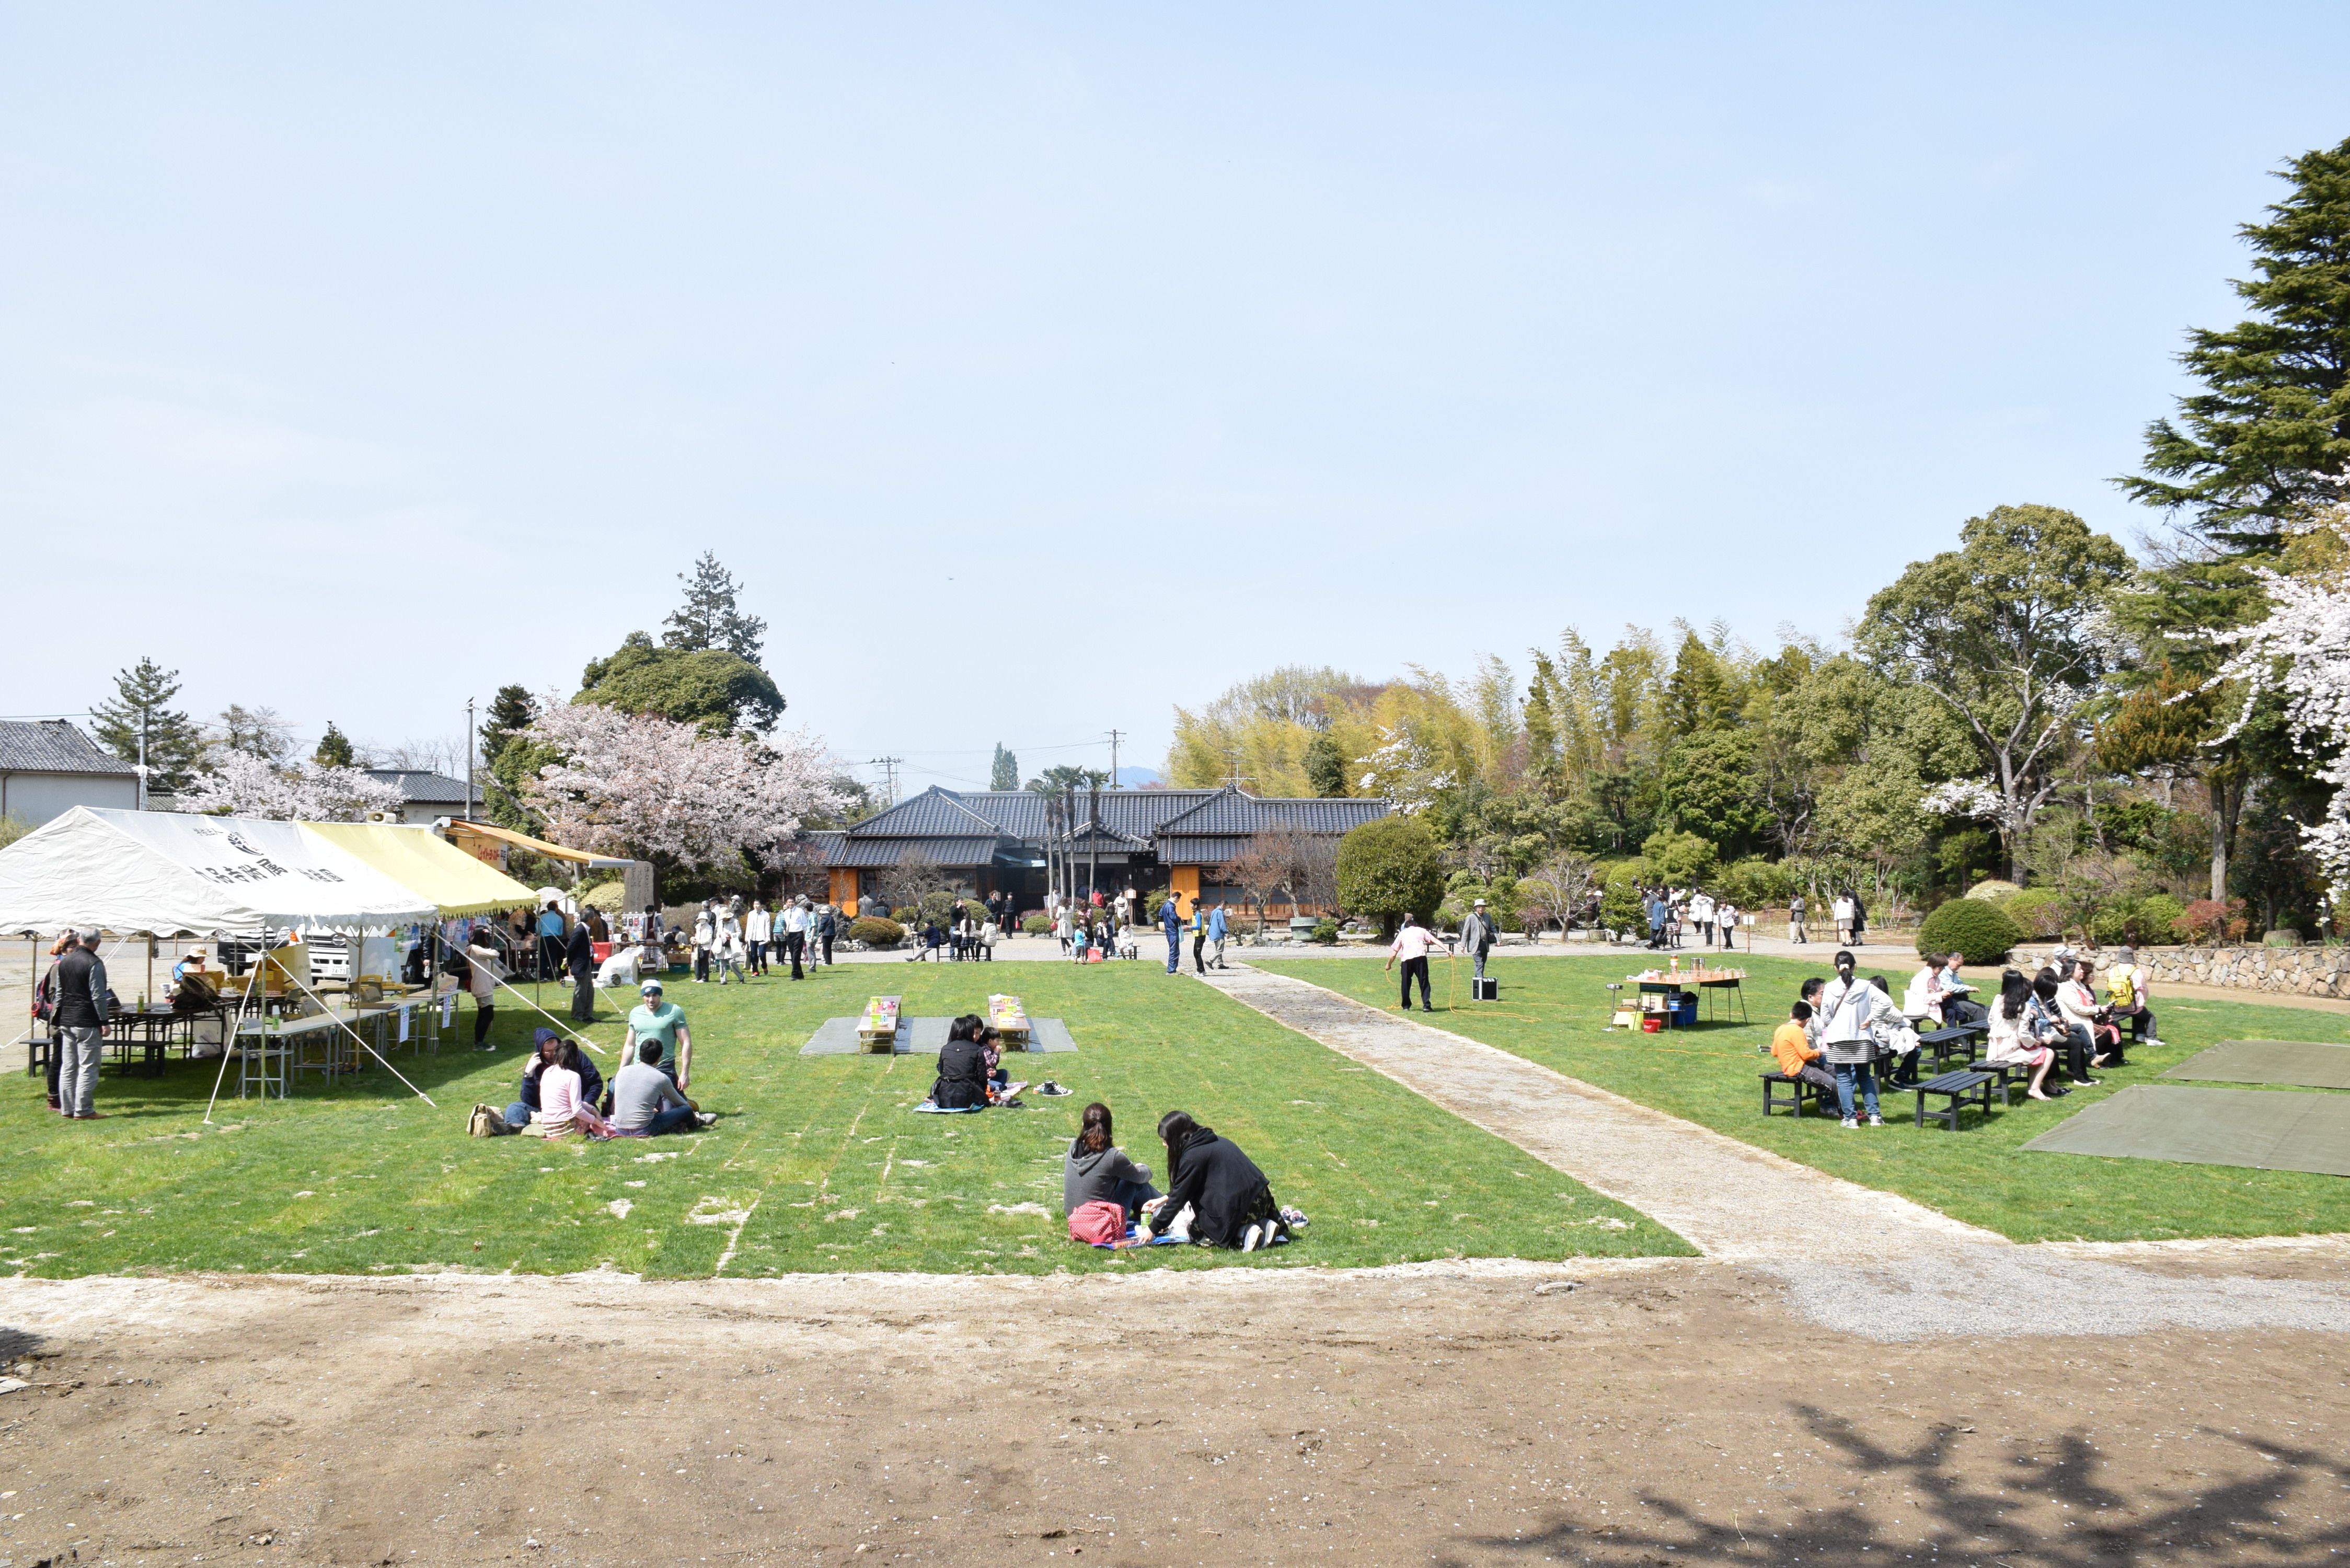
[1761, 1070, 1830, 1119]
[1916, 1024, 1986, 1071]
[1911, 1068, 1999, 1131]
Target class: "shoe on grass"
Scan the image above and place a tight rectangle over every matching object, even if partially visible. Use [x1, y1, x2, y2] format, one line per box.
[694, 1112, 717, 1127]
[1838, 1116, 1858, 1129]
[1241, 1223, 1263, 1253]
[1867, 1114, 1883, 1127]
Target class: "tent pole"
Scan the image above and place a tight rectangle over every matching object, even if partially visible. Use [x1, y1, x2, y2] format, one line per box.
[203, 941, 264, 1124]
[280, 967, 437, 1108]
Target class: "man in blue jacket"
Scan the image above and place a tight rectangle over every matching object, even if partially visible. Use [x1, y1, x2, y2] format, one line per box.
[1206, 902, 1228, 970]
[1160, 894, 1184, 974]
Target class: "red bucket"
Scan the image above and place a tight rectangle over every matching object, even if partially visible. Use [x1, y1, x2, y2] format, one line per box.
[1641, 1015, 1663, 1033]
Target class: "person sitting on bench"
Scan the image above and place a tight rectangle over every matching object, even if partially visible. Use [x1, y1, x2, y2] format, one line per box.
[2058, 958, 2124, 1067]
[930, 1016, 991, 1110]
[1124, 1110, 1287, 1252]
[1062, 1101, 1161, 1222]
[1868, 975, 1923, 1087]
[2032, 970, 2097, 1087]
[1770, 1000, 1838, 1106]
[1929, 953, 1986, 1027]
[2104, 948, 2163, 1050]
[1985, 970, 2057, 1102]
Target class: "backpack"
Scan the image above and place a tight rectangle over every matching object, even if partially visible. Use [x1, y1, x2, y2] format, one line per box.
[468, 1103, 510, 1138]
[2107, 968, 2137, 1009]
[1068, 1200, 1126, 1246]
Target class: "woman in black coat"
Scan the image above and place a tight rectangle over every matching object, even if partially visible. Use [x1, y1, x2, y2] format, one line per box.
[930, 1014, 992, 1110]
[1133, 1111, 1284, 1249]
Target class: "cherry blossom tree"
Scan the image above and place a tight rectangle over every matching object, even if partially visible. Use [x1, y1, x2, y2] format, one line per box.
[518, 696, 842, 871]
[176, 753, 406, 821]
[2209, 501, 2350, 898]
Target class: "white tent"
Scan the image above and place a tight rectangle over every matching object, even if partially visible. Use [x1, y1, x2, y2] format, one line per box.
[0, 806, 435, 938]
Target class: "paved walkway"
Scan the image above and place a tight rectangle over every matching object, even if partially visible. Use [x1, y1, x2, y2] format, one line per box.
[1201, 962, 2005, 1262]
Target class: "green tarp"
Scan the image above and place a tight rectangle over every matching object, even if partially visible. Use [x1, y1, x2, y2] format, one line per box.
[2163, 1039, 2350, 1091]
[800, 1017, 1077, 1056]
[2022, 1085, 2350, 1178]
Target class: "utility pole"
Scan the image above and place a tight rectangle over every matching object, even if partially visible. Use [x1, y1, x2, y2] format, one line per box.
[465, 697, 477, 821]
[1107, 729, 1124, 789]
[869, 756, 902, 808]
[136, 712, 148, 812]
[1087, 779, 1101, 906]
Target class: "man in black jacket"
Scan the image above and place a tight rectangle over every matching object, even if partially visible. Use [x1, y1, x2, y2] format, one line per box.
[566, 921, 597, 1022]
[53, 928, 112, 1120]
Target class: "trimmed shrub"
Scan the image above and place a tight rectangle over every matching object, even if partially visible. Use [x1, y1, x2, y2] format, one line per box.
[2000, 886, 2067, 939]
[1639, 829, 1718, 888]
[1715, 857, 1791, 912]
[1916, 898, 2022, 965]
[1335, 816, 1446, 935]
[1022, 912, 1051, 935]
[1965, 879, 2023, 902]
[1311, 919, 1339, 946]
[848, 917, 904, 947]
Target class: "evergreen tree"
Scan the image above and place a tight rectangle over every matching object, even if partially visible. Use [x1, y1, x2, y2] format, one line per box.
[662, 552, 767, 663]
[990, 744, 1019, 791]
[89, 657, 205, 794]
[480, 685, 539, 770]
[1520, 657, 1561, 794]
[1303, 733, 1348, 798]
[313, 722, 355, 768]
[2121, 136, 2350, 557]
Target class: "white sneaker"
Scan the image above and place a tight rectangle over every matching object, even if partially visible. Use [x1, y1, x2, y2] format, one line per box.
[1839, 1116, 1859, 1129]
[1867, 1114, 1884, 1128]
[1241, 1223, 1263, 1253]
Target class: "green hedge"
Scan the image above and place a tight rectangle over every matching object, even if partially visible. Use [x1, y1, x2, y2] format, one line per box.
[848, 917, 904, 947]
[1916, 898, 2022, 965]
[1335, 817, 1445, 932]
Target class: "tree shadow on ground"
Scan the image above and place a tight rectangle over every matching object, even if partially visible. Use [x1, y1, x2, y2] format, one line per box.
[1447, 1403, 2350, 1564]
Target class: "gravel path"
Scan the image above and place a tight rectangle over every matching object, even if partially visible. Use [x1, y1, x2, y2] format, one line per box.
[1202, 963, 2003, 1261]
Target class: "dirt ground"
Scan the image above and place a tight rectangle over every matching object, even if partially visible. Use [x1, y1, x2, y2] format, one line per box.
[3, 1253, 2348, 1567]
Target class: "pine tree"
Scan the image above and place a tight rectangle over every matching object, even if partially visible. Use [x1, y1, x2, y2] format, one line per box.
[2122, 137, 2350, 557]
[480, 685, 538, 769]
[990, 744, 1019, 791]
[313, 722, 355, 768]
[662, 552, 767, 663]
[90, 657, 205, 794]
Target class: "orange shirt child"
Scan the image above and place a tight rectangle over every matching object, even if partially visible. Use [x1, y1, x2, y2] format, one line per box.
[1770, 1020, 1822, 1078]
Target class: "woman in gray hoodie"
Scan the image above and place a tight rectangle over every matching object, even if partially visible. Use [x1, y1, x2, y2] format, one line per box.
[1062, 1102, 1160, 1220]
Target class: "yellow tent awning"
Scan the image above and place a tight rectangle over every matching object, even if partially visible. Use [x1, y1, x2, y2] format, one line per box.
[445, 818, 633, 869]
[299, 822, 542, 917]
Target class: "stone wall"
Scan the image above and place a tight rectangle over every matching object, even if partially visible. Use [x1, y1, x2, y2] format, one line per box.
[2012, 942, 2348, 1000]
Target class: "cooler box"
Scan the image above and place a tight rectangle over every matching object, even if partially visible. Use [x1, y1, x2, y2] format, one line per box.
[1673, 993, 1698, 1026]
[1471, 976, 1499, 1001]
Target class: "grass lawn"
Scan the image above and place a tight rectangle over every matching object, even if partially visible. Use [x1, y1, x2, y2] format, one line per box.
[1253, 952, 2350, 1244]
[0, 962, 1686, 1279]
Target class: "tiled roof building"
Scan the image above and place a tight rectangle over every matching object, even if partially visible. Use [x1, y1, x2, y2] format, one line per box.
[824, 785, 1386, 917]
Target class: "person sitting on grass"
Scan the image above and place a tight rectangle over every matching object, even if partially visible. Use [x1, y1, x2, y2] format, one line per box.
[1770, 1000, 1838, 1110]
[610, 1039, 711, 1135]
[980, 1024, 1012, 1097]
[1124, 1110, 1287, 1253]
[1063, 1102, 1161, 1222]
[506, 1027, 606, 1131]
[536, 1036, 613, 1138]
[930, 1014, 992, 1109]
[1985, 969, 2057, 1102]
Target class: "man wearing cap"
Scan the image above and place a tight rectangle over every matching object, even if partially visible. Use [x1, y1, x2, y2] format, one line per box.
[53, 928, 112, 1119]
[1457, 898, 1498, 981]
[622, 979, 694, 1091]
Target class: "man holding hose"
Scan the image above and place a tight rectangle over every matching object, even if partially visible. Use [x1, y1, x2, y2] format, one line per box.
[1384, 912, 1449, 1013]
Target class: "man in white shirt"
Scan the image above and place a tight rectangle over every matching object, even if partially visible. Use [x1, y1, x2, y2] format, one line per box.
[1383, 913, 1449, 1013]
[1815, 950, 1886, 1128]
[779, 897, 810, 981]
[744, 900, 772, 975]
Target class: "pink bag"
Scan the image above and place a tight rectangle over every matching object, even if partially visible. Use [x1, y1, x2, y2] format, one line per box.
[1068, 1200, 1126, 1246]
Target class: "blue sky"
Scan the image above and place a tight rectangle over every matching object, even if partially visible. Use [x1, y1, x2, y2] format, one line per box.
[4, 5, 2346, 795]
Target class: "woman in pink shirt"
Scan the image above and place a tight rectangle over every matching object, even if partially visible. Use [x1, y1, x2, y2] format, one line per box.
[538, 1040, 612, 1138]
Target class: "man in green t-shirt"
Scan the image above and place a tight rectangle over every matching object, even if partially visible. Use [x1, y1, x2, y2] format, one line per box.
[623, 979, 694, 1091]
